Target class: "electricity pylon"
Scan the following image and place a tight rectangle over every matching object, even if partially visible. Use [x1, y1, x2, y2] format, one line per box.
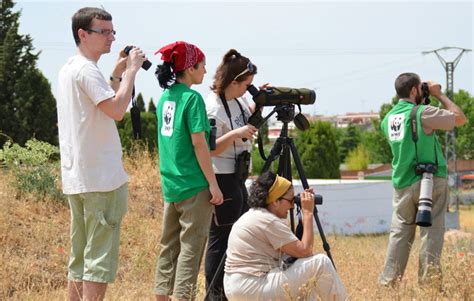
[422, 46, 471, 229]
[422, 47, 471, 183]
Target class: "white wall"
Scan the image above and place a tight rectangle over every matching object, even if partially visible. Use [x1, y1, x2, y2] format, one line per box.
[291, 179, 394, 235]
[246, 177, 459, 235]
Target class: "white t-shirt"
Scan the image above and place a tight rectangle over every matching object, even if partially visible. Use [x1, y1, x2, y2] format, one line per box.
[225, 208, 298, 277]
[56, 55, 128, 194]
[205, 92, 253, 174]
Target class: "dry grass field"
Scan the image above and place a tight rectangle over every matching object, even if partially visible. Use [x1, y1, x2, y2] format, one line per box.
[1, 148, 472, 300]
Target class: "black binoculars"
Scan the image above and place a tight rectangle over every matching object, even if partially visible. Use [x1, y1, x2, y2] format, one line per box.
[294, 193, 323, 206]
[124, 45, 152, 71]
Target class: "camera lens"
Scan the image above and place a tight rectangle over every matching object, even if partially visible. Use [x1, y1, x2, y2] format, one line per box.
[416, 172, 433, 227]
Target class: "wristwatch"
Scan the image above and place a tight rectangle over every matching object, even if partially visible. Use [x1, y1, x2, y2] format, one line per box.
[109, 75, 122, 82]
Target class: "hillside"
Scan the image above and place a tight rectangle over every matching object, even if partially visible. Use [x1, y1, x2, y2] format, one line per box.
[1, 149, 472, 300]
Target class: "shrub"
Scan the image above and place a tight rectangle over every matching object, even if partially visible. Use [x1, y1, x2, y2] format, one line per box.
[0, 139, 64, 202]
[251, 143, 276, 176]
[345, 144, 369, 171]
[294, 121, 341, 179]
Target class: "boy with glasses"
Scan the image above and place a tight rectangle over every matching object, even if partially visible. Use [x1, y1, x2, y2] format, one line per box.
[56, 7, 146, 301]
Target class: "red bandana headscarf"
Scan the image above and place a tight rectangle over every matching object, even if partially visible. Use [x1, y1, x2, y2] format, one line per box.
[155, 41, 205, 73]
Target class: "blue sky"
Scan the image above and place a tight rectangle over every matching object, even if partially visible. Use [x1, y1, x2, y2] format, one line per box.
[15, 0, 473, 115]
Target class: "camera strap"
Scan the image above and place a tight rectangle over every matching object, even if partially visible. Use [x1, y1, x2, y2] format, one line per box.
[410, 105, 420, 163]
[130, 86, 142, 139]
[410, 104, 439, 166]
[219, 93, 248, 160]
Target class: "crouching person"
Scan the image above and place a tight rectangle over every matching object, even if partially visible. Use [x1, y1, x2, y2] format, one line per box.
[224, 171, 347, 301]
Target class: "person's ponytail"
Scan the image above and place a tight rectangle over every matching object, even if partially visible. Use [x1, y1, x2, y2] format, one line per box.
[222, 49, 241, 63]
[155, 61, 175, 89]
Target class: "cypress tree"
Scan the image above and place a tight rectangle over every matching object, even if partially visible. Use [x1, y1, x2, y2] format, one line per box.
[147, 97, 156, 113]
[295, 121, 341, 179]
[0, 0, 57, 145]
[136, 92, 145, 112]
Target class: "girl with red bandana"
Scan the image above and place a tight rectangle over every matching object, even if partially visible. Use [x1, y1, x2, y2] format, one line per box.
[153, 41, 223, 300]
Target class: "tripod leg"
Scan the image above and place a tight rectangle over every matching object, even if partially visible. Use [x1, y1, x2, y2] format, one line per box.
[278, 138, 296, 233]
[204, 253, 227, 300]
[288, 138, 336, 269]
[262, 137, 283, 173]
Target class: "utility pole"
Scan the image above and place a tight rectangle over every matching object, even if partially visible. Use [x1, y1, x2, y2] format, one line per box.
[422, 47, 471, 179]
[422, 46, 471, 229]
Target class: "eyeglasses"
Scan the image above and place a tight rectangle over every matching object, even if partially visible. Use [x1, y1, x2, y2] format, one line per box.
[279, 197, 294, 205]
[233, 61, 255, 81]
[87, 28, 116, 36]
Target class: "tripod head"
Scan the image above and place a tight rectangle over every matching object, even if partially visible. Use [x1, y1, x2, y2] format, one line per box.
[274, 104, 295, 123]
[248, 103, 310, 133]
[246, 84, 314, 131]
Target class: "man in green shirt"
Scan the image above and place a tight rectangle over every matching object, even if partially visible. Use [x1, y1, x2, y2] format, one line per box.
[379, 73, 466, 286]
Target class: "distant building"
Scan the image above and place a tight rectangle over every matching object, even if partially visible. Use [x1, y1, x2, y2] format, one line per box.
[309, 112, 379, 129]
[335, 112, 379, 129]
[266, 111, 380, 140]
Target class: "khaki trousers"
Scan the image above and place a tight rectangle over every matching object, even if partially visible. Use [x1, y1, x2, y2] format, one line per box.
[154, 188, 213, 299]
[379, 177, 448, 285]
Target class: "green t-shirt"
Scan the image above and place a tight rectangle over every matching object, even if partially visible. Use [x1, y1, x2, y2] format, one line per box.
[381, 100, 447, 189]
[157, 83, 210, 202]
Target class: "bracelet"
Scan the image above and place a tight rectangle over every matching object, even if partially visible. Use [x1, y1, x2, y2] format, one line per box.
[109, 75, 122, 82]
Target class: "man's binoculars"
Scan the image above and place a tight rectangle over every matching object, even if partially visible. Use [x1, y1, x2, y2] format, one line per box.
[420, 82, 442, 105]
[124, 45, 152, 71]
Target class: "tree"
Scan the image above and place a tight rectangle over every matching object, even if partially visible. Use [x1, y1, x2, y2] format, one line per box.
[294, 121, 340, 179]
[0, 0, 57, 146]
[116, 111, 157, 153]
[361, 119, 392, 163]
[337, 122, 361, 162]
[148, 97, 156, 113]
[379, 96, 399, 121]
[453, 90, 474, 160]
[136, 92, 145, 112]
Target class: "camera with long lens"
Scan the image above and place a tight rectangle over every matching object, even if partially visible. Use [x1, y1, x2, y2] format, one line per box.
[294, 193, 323, 206]
[415, 163, 438, 227]
[124, 45, 152, 71]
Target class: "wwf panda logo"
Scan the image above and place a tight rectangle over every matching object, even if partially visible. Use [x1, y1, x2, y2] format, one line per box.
[388, 113, 405, 141]
[161, 101, 176, 137]
[391, 115, 403, 132]
[164, 106, 173, 125]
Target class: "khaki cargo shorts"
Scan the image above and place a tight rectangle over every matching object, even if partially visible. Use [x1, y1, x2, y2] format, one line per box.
[67, 183, 128, 283]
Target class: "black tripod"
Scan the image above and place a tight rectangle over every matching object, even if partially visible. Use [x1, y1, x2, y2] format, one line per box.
[205, 105, 334, 300]
[260, 104, 335, 267]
